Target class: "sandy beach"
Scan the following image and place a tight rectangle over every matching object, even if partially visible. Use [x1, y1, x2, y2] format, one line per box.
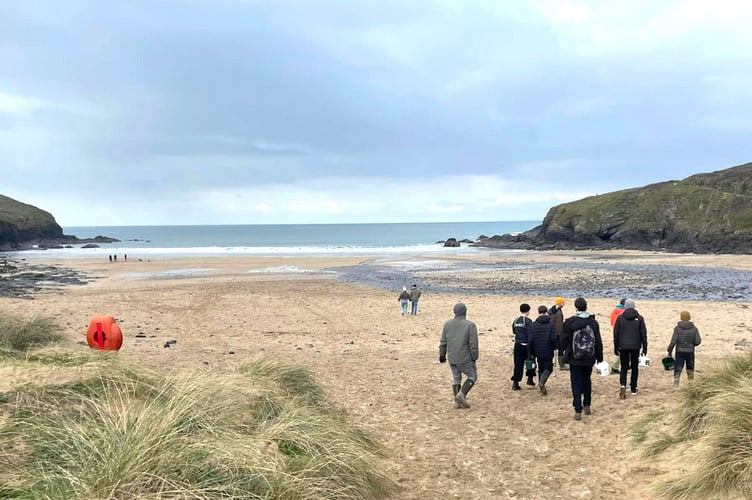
[2, 250, 751, 499]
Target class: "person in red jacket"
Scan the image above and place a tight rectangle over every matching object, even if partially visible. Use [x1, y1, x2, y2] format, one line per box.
[610, 298, 626, 328]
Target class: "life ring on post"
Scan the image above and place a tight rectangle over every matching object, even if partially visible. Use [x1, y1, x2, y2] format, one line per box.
[86, 315, 123, 351]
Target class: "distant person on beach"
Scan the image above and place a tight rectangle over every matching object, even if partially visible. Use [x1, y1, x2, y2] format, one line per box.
[511, 303, 535, 390]
[667, 310, 702, 388]
[613, 299, 648, 399]
[439, 303, 479, 409]
[548, 297, 566, 369]
[398, 286, 411, 316]
[114, 254, 117, 262]
[409, 284, 422, 315]
[124, 254, 127, 262]
[610, 298, 626, 328]
[108, 255, 112, 263]
[528, 305, 557, 395]
[561, 297, 603, 420]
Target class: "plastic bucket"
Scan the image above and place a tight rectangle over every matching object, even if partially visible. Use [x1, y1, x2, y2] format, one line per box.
[662, 356, 675, 371]
[524, 359, 536, 371]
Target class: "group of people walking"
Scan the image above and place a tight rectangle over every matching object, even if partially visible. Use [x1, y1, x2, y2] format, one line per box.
[437, 296, 702, 420]
[397, 284, 422, 316]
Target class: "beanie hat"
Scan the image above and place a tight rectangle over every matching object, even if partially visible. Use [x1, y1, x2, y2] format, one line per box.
[624, 299, 636, 309]
[454, 303, 467, 316]
[680, 310, 691, 321]
[520, 303, 531, 313]
[574, 297, 587, 311]
[555, 297, 565, 306]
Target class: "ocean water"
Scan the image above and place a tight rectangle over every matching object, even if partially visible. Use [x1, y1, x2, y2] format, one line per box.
[13, 221, 538, 259]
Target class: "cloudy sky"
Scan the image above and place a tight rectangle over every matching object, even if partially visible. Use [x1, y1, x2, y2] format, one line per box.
[2, 0, 751, 226]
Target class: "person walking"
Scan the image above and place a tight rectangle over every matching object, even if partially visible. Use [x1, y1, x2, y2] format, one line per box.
[549, 297, 566, 369]
[511, 303, 535, 390]
[398, 286, 410, 316]
[613, 298, 648, 398]
[561, 297, 603, 420]
[439, 303, 479, 409]
[610, 298, 626, 328]
[409, 284, 422, 316]
[528, 305, 557, 395]
[667, 310, 701, 388]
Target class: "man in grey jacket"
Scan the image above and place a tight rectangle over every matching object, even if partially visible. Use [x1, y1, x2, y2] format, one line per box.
[439, 303, 479, 409]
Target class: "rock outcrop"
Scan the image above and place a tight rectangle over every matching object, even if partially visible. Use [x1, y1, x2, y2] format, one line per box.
[476, 162, 752, 254]
[0, 194, 119, 250]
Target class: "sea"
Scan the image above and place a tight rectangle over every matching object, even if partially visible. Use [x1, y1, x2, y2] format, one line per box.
[10, 221, 538, 260]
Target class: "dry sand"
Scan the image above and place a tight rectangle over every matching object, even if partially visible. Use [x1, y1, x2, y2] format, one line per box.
[2, 250, 751, 499]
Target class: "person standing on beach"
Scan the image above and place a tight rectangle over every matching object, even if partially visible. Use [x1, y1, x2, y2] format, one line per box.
[409, 284, 422, 315]
[610, 298, 626, 328]
[511, 303, 535, 390]
[667, 310, 702, 388]
[398, 286, 411, 316]
[549, 297, 566, 370]
[528, 305, 557, 395]
[613, 299, 648, 398]
[561, 297, 603, 420]
[439, 303, 479, 409]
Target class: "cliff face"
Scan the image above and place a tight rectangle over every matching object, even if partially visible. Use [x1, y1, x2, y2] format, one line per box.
[0, 194, 65, 249]
[478, 162, 752, 254]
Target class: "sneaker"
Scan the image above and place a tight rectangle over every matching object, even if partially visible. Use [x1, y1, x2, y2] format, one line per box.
[619, 386, 627, 400]
[574, 412, 582, 421]
[631, 388, 639, 395]
[584, 406, 592, 415]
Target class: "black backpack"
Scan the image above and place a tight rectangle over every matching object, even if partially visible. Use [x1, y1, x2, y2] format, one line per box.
[572, 324, 595, 360]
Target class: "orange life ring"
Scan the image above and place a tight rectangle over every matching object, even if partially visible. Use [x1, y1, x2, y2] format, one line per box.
[86, 315, 123, 351]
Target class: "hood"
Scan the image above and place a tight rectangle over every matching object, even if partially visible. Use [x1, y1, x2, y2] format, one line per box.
[678, 320, 695, 330]
[536, 315, 551, 324]
[567, 313, 594, 330]
[622, 308, 639, 320]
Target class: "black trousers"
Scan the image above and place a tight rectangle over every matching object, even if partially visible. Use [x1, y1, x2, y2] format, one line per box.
[512, 343, 535, 382]
[619, 349, 640, 391]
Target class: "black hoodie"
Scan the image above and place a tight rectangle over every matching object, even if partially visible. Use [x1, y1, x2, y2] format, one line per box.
[614, 308, 648, 352]
[561, 312, 604, 367]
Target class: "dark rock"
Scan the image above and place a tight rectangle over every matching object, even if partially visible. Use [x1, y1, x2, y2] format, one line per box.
[81, 243, 100, 249]
[443, 238, 460, 247]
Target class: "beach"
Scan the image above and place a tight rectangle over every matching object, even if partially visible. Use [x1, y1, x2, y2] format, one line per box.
[2, 250, 751, 499]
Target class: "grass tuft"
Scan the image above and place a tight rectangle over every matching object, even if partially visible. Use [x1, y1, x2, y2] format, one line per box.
[0, 314, 61, 352]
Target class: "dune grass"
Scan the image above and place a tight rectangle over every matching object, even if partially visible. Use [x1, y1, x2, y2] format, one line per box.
[0, 313, 61, 352]
[0, 355, 395, 499]
[631, 353, 752, 499]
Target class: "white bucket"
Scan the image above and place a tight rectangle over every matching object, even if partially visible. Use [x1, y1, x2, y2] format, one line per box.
[639, 355, 651, 367]
[595, 361, 610, 376]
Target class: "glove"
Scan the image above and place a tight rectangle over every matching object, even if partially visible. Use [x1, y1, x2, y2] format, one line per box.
[667, 350, 673, 357]
[614, 349, 620, 356]
[439, 354, 446, 364]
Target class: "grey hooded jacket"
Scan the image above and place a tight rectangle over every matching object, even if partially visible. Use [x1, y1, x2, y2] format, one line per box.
[439, 314, 479, 365]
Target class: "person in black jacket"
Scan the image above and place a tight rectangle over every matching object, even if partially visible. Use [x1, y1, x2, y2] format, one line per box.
[528, 305, 557, 395]
[561, 297, 603, 420]
[510, 303, 535, 390]
[613, 298, 648, 398]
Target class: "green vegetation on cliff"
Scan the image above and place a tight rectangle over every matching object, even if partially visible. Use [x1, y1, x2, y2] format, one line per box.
[0, 194, 64, 248]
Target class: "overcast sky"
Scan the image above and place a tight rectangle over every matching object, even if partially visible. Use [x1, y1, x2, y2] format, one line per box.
[2, 0, 751, 226]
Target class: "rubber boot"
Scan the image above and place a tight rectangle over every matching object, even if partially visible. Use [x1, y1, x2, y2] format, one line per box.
[453, 384, 461, 409]
[455, 379, 475, 409]
[539, 369, 551, 395]
[687, 369, 695, 381]
[673, 372, 680, 388]
[526, 374, 536, 387]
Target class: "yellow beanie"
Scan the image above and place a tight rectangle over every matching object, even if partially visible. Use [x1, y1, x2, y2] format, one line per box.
[555, 297, 565, 306]
[680, 310, 691, 321]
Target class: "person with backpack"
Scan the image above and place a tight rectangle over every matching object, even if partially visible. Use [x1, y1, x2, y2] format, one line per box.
[398, 286, 411, 316]
[548, 297, 566, 369]
[439, 303, 479, 409]
[613, 298, 648, 398]
[561, 297, 604, 420]
[510, 303, 535, 390]
[528, 305, 557, 395]
[667, 310, 701, 388]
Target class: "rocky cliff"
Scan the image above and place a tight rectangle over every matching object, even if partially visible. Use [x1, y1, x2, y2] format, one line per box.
[477, 162, 752, 254]
[0, 194, 118, 250]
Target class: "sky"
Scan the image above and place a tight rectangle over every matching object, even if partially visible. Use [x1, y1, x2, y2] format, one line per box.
[2, 0, 752, 227]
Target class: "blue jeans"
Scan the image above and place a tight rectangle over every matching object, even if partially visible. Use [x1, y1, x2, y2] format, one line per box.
[400, 299, 408, 315]
[570, 364, 593, 412]
[411, 299, 419, 315]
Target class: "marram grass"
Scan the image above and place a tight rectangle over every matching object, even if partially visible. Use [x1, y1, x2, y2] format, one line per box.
[0, 358, 395, 499]
[631, 352, 752, 499]
[0, 313, 61, 352]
